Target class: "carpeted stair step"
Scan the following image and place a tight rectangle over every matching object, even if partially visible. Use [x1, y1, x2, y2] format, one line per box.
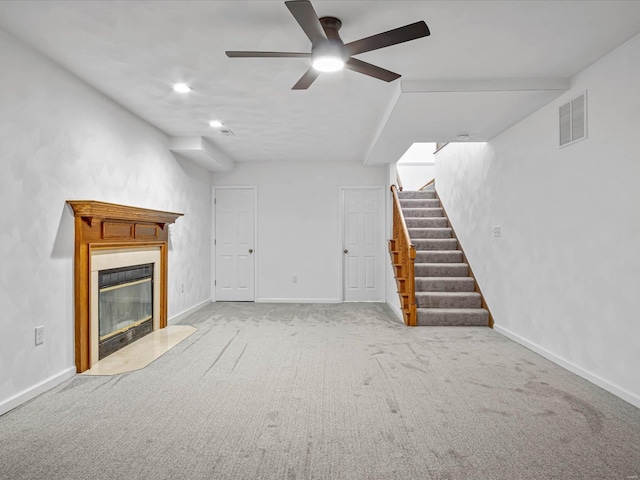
[415, 277, 475, 292]
[417, 308, 489, 326]
[414, 250, 463, 263]
[415, 291, 482, 308]
[401, 207, 444, 218]
[408, 227, 452, 239]
[412, 238, 458, 250]
[400, 199, 441, 209]
[414, 263, 469, 277]
[405, 217, 448, 228]
[398, 190, 436, 199]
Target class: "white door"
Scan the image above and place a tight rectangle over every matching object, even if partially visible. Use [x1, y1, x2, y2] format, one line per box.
[215, 188, 255, 301]
[342, 188, 385, 302]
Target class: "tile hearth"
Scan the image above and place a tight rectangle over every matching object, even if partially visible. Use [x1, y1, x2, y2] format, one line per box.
[82, 325, 196, 376]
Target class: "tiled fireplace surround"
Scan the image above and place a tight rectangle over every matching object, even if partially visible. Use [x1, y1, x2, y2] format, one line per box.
[67, 201, 182, 373]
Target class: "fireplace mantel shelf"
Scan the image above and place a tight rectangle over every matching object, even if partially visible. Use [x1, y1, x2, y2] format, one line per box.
[67, 200, 183, 227]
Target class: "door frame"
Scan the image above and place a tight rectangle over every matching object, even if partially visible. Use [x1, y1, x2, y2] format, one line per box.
[211, 185, 258, 302]
[339, 185, 386, 302]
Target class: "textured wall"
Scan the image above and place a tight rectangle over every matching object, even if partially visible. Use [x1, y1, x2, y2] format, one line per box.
[211, 162, 387, 303]
[436, 34, 640, 406]
[0, 28, 211, 413]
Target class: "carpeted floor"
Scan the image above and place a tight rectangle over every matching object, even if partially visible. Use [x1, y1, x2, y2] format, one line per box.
[1, 302, 638, 479]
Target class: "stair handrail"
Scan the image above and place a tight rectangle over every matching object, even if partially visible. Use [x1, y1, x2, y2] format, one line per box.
[390, 185, 417, 326]
[418, 177, 435, 191]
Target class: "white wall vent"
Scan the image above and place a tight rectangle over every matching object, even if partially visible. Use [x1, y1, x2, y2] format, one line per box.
[559, 91, 587, 148]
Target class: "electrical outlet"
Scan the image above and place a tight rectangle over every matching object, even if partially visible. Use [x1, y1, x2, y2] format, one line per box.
[181, 282, 185, 293]
[493, 226, 502, 238]
[292, 275, 297, 284]
[35, 326, 44, 345]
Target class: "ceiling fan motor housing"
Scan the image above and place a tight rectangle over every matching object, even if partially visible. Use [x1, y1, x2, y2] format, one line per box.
[311, 16, 347, 72]
[319, 16, 342, 34]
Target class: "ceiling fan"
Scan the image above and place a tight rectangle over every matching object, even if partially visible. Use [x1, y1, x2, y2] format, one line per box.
[225, 0, 430, 90]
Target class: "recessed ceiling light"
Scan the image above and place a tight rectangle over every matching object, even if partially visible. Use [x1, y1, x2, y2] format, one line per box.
[209, 120, 224, 128]
[457, 134, 470, 141]
[172, 83, 192, 93]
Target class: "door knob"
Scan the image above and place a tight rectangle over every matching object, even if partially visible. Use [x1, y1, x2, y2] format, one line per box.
[249, 249, 253, 253]
[343, 249, 348, 254]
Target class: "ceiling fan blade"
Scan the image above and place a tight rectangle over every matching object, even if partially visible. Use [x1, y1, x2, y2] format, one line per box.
[345, 21, 430, 56]
[285, 0, 327, 45]
[292, 68, 320, 90]
[226, 51, 310, 58]
[345, 58, 401, 82]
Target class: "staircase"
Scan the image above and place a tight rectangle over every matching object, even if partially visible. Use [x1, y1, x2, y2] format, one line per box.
[397, 189, 490, 327]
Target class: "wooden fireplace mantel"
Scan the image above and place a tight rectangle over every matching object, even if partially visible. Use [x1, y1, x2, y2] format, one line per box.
[67, 200, 183, 372]
[67, 200, 182, 228]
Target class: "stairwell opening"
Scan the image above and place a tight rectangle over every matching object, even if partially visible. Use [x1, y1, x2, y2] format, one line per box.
[395, 143, 436, 192]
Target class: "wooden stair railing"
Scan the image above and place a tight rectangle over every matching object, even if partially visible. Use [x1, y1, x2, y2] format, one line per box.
[418, 177, 435, 192]
[390, 185, 417, 326]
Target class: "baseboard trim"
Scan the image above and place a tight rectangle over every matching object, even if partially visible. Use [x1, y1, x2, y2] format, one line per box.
[169, 299, 211, 324]
[0, 366, 76, 417]
[494, 324, 640, 409]
[257, 298, 341, 304]
[386, 301, 404, 322]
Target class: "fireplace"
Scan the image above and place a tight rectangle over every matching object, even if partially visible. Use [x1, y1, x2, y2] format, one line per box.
[90, 247, 162, 365]
[98, 263, 154, 359]
[67, 201, 182, 372]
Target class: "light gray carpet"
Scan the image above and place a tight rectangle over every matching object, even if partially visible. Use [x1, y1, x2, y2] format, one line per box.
[1, 302, 638, 479]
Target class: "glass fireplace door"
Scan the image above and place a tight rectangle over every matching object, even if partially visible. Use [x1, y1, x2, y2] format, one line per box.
[98, 263, 153, 358]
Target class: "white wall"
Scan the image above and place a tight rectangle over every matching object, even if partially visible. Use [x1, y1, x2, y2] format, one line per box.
[435, 34, 640, 406]
[211, 161, 387, 303]
[396, 143, 436, 191]
[0, 28, 211, 415]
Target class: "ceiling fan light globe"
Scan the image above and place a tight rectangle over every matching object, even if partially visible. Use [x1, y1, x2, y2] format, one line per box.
[312, 56, 345, 72]
[172, 83, 191, 93]
[311, 41, 346, 73]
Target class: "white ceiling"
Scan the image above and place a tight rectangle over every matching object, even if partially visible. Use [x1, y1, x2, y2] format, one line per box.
[1, 1, 639, 169]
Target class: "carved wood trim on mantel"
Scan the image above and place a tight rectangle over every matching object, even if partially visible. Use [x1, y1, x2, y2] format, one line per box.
[67, 200, 183, 373]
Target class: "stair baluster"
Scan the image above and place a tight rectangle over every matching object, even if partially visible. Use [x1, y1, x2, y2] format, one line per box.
[390, 185, 417, 326]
